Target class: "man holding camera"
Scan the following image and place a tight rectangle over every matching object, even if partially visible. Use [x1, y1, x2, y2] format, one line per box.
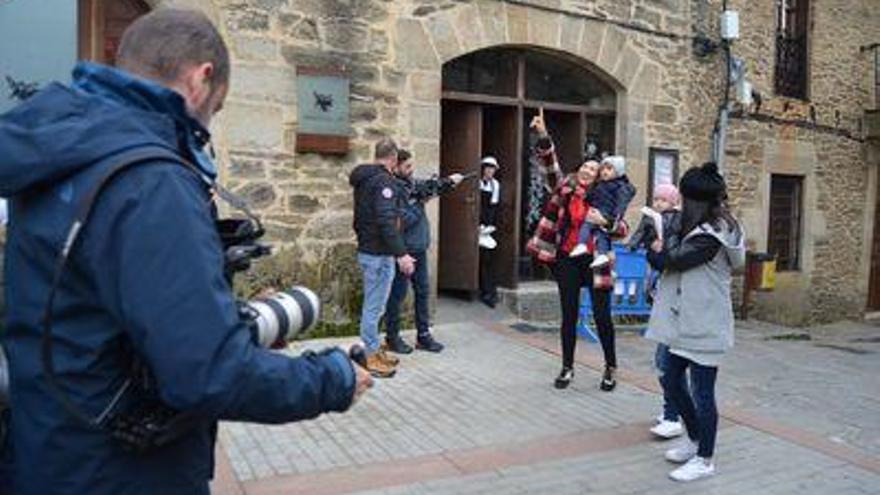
[382, 149, 464, 354]
[0, 10, 370, 495]
[349, 138, 416, 377]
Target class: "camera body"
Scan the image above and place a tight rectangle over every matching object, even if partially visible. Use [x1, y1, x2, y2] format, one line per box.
[106, 217, 322, 452]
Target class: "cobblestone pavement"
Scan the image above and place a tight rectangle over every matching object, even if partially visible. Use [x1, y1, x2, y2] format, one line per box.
[214, 299, 880, 494]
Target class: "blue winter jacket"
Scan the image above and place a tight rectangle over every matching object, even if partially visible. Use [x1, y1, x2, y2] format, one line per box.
[0, 63, 355, 495]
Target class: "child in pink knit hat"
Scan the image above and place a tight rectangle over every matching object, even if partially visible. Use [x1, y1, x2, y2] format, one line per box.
[625, 183, 680, 251]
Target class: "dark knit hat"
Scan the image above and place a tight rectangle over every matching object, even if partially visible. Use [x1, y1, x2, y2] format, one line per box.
[679, 161, 727, 202]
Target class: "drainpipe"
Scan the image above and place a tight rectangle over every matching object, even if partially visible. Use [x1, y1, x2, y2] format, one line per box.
[712, 0, 734, 175]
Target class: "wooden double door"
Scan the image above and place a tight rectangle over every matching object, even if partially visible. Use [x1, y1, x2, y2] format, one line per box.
[438, 100, 599, 293]
[438, 101, 519, 293]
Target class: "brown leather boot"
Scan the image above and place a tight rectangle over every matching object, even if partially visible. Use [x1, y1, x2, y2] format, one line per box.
[365, 353, 396, 378]
[378, 347, 400, 366]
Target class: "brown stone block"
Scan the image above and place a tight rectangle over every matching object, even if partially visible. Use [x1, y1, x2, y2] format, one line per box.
[597, 26, 627, 76]
[630, 62, 661, 102]
[477, 1, 507, 46]
[236, 183, 278, 210]
[506, 3, 530, 44]
[454, 5, 485, 54]
[559, 15, 584, 54]
[527, 9, 562, 49]
[288, 194, 321, 214]
[612, 45, 643, 90]
[228, 157, 266, 179]
[231, 35, 279, 62]
[579, 21, 606, 65]
[225, 101, 283, 151]
[224, 7, 270, 32]
[304, 211, 354, 241]
[321, 17, 371, 53]
[394, 18, 440, 70]
[633, 5, 662, 31]
[408, 72, 441, 102]
[410, 104, 441, 140]
[426, 14, 463, 63]
[648, 104, 678, 125]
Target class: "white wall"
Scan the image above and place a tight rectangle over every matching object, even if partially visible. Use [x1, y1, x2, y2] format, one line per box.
[0, 0, 77, 113]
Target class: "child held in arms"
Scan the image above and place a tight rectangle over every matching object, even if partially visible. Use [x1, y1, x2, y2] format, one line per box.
[626, 183, 682, 253]
[569, 155, 636, 267]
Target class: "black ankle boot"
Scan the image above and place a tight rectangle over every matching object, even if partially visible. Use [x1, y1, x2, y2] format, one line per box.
[385, 336, 413, 354]
[600, 366, 616, 391]
[554, 367, 574, 389]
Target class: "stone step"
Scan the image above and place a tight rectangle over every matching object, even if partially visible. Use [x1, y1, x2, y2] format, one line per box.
[499, 281, 560, 324]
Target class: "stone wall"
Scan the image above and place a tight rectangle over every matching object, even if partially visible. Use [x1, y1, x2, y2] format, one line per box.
[155, 0, 880, 325]
[716, 0, 879, 324]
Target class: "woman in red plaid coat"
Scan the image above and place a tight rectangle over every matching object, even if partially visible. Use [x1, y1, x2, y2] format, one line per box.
[526, 115, 627, 392]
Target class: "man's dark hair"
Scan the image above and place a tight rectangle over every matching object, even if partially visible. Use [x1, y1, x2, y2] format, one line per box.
[397, 149, 412, 163]
[374, 138, 398, 161]
[116, 9, 230, 86]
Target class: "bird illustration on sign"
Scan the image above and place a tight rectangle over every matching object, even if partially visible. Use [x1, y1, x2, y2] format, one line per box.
[314, 91, 333, 112]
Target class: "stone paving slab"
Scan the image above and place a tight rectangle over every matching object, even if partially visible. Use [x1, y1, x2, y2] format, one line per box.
[221, 322, 660, 482]
[217, 300, 880, 494]
[348, 426, 880, 495]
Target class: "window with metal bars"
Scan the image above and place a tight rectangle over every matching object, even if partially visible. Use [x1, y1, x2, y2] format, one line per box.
[767, 175, 803, 271]
[774, 0, 810, 100]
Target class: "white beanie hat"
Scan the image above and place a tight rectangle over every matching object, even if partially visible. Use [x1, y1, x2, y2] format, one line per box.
[481, 156, 499, 169]
[602, 155, 626, 177]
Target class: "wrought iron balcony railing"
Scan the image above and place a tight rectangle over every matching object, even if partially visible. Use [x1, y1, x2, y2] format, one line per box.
[775, 35, 808, 100]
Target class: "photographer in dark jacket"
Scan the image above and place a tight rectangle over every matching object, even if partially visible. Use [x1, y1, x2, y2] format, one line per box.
[383, 149, 464, 354]
[0, 10, 370, 495]
[349, 138, 415, 378]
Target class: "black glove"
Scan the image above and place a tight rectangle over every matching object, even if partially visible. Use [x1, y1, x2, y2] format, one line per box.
[625, 215, 657, 251]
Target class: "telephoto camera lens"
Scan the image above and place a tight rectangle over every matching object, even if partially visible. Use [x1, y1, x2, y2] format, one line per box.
[241, 287, 321, 348]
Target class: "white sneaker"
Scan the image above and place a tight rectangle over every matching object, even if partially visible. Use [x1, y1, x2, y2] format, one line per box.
[651, 420, 684, 439]
[569, 244, 588, 258]
[664, 438, 698, 463]
[589, 253, 610, 268]
[669, 456, 715, 482]
[654, 413, 665, 424]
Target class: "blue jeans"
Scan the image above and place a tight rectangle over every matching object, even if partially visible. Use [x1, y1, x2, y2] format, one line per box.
[384, 250, 430, 340]
[357, 252, 396, 354]
[576, 222, 611, 255]
[655, 344, 686, 421]
[662, 352, 719, 458]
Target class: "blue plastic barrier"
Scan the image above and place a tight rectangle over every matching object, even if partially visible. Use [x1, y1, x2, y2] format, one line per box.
[577, 243, 654, 342]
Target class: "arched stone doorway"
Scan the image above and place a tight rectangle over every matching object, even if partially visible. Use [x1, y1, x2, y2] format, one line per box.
[437, 46, 620, 294]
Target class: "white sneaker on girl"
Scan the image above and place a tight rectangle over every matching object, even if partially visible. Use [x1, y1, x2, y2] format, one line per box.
[651, 420, 684, 439]
[664, 438, 698, 463]
[669, 456, 715, 482]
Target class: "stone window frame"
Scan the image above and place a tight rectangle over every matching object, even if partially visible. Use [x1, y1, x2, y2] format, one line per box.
[768, 173, 804, 271]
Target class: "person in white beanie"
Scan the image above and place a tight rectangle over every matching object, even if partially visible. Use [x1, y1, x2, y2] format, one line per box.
[569, 154, 636, 268]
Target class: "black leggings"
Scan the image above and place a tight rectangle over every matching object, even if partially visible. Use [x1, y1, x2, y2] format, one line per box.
[553, 255, 616, 370]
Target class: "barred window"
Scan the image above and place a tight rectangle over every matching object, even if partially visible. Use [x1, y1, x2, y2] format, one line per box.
[768, 175, 803, 271]
[774, 0, 810, 100]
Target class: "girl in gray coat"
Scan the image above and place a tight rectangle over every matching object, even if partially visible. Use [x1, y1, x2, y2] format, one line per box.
[645, 162, 745, 482]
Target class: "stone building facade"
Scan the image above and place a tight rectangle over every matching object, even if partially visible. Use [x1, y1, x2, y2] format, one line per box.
[2, 0, 879, 326]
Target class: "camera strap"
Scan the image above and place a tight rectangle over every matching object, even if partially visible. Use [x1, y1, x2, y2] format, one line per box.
[41, 144, 263, 443]
[41, 145, 199, 428]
